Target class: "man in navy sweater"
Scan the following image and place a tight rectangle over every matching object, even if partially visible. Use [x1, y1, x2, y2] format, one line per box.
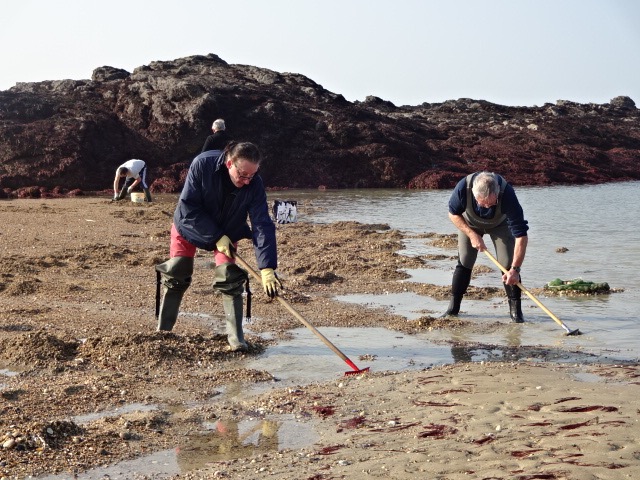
[443, 171, 529, 322]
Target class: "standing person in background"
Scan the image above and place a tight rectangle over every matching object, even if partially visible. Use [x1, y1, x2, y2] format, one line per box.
[443, 171, 529, 322]
[202, 118, 230, 153]
[155, 141, 282, 351]
[113, 159, 152, 202]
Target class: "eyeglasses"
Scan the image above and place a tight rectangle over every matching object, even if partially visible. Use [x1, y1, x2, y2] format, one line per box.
[233, 162, 257, 181]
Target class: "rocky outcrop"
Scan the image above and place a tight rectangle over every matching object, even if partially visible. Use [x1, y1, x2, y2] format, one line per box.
[0, 53, 638, 197]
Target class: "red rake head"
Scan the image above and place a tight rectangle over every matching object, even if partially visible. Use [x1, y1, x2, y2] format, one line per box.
[344, 366, 370, 376]
[343, 358, 369, 376]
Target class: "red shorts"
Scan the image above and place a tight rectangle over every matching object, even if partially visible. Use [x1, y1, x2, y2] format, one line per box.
[170, 224, 236, 266]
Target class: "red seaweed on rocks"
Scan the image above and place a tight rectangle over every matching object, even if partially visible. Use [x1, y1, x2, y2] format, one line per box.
[1, 55, 638, 196]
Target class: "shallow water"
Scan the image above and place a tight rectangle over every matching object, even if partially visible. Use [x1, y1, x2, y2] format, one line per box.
[245, 326, 452, 387]
[269, 181, 640, 363]
[73, 403, 159, 424]
[41, 414, 318, 480]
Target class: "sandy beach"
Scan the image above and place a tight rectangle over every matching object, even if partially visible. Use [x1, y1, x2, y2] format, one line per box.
[0, 196, 638, 479]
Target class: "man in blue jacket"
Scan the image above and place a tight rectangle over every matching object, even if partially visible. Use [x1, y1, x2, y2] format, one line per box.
[155, 142, 281, 351]
[443, 171, 529, 322]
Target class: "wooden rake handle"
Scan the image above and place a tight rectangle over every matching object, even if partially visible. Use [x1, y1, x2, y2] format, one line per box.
[234, 254, 367, 372]
[482, 250, 576, 334]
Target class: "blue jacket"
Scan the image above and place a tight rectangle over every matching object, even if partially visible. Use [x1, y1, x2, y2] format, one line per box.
[173, 150, 277, 270]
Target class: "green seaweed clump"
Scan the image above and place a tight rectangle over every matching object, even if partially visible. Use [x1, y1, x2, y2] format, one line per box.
[545, 278, 610, 293]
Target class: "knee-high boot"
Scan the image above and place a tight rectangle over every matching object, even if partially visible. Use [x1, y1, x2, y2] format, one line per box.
[155, 257, 194, 331]
[504, 283, 524, 323]
[222, 294, 247, 351]
[213, 263, 250, 351]
[143, 188, 153, 202]
[442, 262, 472, 316]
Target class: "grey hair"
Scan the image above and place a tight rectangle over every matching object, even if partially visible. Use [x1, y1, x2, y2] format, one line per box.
[212, 118, 226, 131]
[472, 172, 500, 199]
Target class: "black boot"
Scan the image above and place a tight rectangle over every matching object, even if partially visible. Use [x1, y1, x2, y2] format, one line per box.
[441, 262, 472, 317]
[443, 295, 463, 316]
[143, 188, 153, 202]
[508, 299, 524, 323]
[504, 284, 524, 323]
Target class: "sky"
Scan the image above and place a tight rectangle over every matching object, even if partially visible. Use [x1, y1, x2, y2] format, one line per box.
[1, 0, 639, 107]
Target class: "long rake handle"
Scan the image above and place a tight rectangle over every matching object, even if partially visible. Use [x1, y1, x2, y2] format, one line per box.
[482, 250, 574, 334]
[235, 254, 362, 371]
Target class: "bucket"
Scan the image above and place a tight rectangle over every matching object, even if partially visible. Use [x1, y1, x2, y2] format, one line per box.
[131, 192, 145, 203]
[272, 199, 298, 224]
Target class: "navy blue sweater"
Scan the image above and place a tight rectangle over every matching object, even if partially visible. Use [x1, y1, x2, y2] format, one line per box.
[173, 150, 277, 270]
[448, 176, 529, 238]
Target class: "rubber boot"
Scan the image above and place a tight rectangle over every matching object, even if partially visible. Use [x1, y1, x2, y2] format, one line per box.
[213, 263, 250, 351]
[222, 294, 248, 351]
[441, 262, 472, 317]
[504, 284, 524, 323]
[155, 257, 194, 331]
[144, 188, 153, 203]
[443, 295, 463, 316]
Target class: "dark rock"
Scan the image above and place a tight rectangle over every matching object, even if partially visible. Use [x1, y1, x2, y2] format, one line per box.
[92, 66, 130, 82]
[359, 95, 397, 111]
[0, 53, 638, 197]
[609, 95, 636, 109]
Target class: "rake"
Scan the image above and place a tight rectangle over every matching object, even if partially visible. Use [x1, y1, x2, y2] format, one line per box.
[235, 254, 370, 375]
[483, 250, 581, 336]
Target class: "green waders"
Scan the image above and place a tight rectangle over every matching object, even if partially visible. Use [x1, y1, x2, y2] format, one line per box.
[155, 257, 194, 331]
[213, 262, 250, 351]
